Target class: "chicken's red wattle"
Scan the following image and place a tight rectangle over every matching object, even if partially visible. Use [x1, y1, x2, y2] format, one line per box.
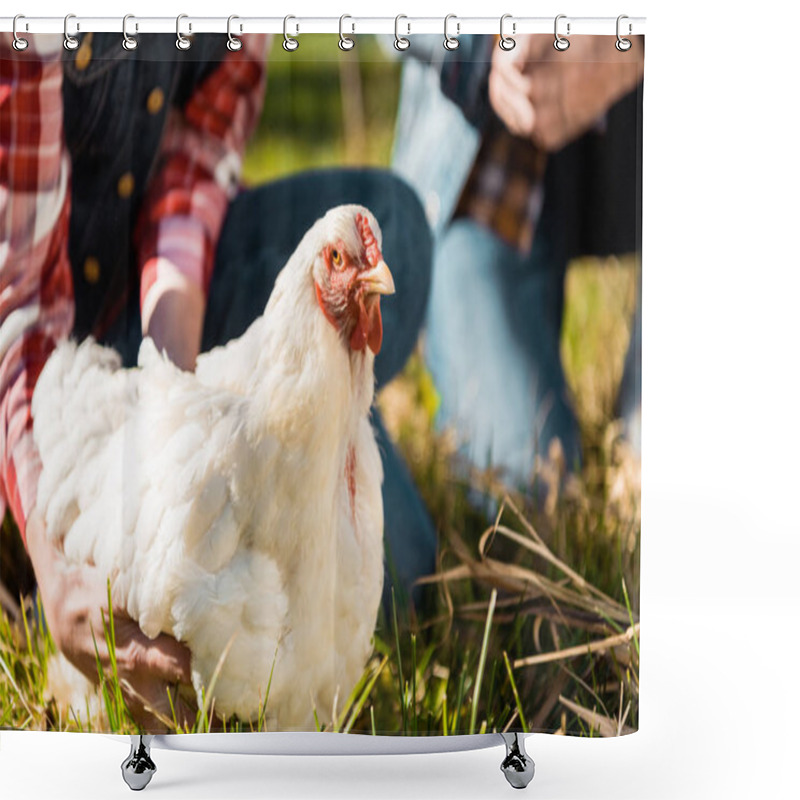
[349, 295, 383, 355]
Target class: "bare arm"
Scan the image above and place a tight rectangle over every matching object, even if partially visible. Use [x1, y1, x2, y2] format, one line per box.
[142, 264, 206, 371]
[26, 511, 193, 730]
[136, 36, 268, 372]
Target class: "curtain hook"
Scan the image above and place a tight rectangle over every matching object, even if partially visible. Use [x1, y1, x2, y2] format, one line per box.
[339, 14, 355, 51]
[63, 13, 79, 51]
[12, 15, 29, 51]
[443, 14, 459, 51]
[283, 15, 299, 51]
[616, 14, 632, 51]
[554, 14, 570, 51]
[122, 14, 138, 51]
[394, 15, 410, 51]
[227, 15, 242, 51]
[499, 14, 516, 51]
[176, 13, 191, 50]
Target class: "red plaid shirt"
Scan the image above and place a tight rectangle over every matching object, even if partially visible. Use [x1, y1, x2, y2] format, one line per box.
[0, 33, 268, 545]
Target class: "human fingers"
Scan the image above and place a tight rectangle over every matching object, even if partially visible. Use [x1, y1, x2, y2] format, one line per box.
[119, 673, 195, 732]
[489, 56, 536, 136]
[115, 617, 192, 686]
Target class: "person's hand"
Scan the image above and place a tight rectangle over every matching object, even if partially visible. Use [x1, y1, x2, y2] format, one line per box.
[141, 258, 206, 371]
[488, 35, 644, 152]
[26, 510, 194, 730]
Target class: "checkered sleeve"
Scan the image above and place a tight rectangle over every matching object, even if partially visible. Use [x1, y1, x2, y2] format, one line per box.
[135, 34, 269, 325]
[0, 35, 76, 545]
[455, 116, 548, 255]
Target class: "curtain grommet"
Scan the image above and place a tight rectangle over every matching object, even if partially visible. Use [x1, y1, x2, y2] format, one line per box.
[338, 14, 355, 51]
[121, 14, 138, 51]
[12, 15, 29, 51]
[63, 14, 80, 51]
[443, 14, 459, 51]
[616, 14, 632, 51]
[227, 15, 243, 52]
[499, 14, 516, 51]
[176, 13, 192, 51]
[554, 14, 570, 51]
[283, 15, 299, 52]
[394, 15, 410, 51]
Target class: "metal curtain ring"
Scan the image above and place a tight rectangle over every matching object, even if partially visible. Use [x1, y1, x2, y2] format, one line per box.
[443, 14, 459, 51]
[554, 14, 570, 51]
[394, 15, 410, 51]
[12, 15, 28, 51]
[176, 14, 191, 50]
[283, 15, 299, 51]
[227, 15, 242, 51]
[339, 15, 355, 51]
[616, 14, 632, 51]
[122, 14, 138, 50]
[499, 14, 515, 51]
[63, 14, 79, 51]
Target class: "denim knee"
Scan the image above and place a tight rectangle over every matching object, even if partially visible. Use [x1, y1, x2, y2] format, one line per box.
[424, 218, 581, 485]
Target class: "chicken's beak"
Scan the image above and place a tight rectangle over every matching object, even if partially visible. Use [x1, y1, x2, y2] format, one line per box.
[359, 260, 395, 296]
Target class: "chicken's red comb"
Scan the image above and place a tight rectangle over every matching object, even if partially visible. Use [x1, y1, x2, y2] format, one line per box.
[356, 213, 381, 268]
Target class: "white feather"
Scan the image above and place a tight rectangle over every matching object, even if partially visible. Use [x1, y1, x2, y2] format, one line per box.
[32, 205, 386, 728]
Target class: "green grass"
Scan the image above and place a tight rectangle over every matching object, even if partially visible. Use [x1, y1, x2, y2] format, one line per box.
[0, 390, 640, 736]
[241, 35, 401, 183]
[0, 37, 639, 737]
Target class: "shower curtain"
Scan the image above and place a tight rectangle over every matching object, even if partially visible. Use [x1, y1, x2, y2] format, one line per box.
[0, 27, 643, 740]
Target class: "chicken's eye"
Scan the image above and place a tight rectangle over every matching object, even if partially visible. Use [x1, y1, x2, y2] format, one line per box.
[331, 249, 343, 268]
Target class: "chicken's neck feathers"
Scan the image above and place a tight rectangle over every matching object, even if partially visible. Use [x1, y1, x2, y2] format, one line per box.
[245, 246, 375, 450]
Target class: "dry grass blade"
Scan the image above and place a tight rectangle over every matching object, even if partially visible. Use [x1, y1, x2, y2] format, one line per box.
[420, 545, 629, 627]
[514, 623, 640, 668]
[416, 564, 472, 586]
[530, 670, 569, 731]
[425, 518, 632, 631]
[619, 699, 632, 732]
[0, 650, 36, 719]
[477, 524, 569, 626]
[558, 694, 635, 737]
[484, 559, 628, 624]
[0, 580, 22, 627]
[501, 708, 519, 733]
[119, 678, 176, 731]
[480, 497, 507, 559]
[560, 664, 612, 721]
[481, 522, 623, 611]
[609, 644, 633, 668]
[461, 600, 612, 634]
[200, 631, 237, 731]
[533, 616, 544, 652]
[503, 495, 546, 546]
[433, 546, 455, 642]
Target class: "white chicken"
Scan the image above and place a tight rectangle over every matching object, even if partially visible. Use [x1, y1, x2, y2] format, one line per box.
[31, 204, 395, 729]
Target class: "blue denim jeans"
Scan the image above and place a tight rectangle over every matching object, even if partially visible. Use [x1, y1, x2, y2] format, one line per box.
[424, 218, 582, 487]
[106, 168, 437, 611]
